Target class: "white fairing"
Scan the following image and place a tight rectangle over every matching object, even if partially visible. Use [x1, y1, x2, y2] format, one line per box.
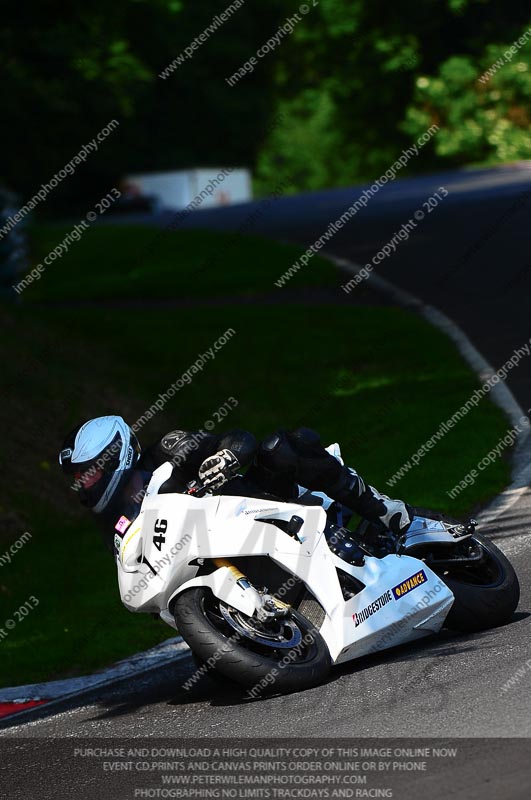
[117, 462, 455, 666]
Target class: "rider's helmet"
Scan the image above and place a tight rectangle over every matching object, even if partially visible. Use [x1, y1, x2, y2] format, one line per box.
[59, 416, 141, 512]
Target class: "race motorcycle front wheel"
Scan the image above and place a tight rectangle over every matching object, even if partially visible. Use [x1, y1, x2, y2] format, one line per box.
[174, 587, 331, 693]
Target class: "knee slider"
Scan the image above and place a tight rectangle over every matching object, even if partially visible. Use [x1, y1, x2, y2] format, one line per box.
[286, 427, 323, 457]
[257, 431, 297, 474]
[261, 432, 283, 452]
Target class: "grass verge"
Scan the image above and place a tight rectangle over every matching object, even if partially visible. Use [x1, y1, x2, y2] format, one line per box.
[22, 224, 336, 301]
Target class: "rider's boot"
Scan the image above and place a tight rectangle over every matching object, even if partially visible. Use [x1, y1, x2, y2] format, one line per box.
[325, 466, 413, 536]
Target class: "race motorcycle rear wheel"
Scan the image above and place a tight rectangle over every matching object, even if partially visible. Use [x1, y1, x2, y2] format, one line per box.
[412, 509, 519, 632]
[438, 533, 520, 632]
[174, 587, 330, 693]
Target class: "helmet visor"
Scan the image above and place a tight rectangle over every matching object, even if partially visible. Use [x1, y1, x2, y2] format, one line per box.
[74, 465, 105, 490]
[64, 431, 124, 507]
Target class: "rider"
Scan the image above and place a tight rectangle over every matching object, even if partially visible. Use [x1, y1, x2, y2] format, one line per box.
[59, 415, 413, 554]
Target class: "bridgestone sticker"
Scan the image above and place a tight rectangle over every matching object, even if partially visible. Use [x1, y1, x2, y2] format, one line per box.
[353, 590, 393, 627]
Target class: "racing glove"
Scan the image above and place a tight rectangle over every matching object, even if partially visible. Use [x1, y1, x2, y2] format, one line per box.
[198, 449, 240, 490]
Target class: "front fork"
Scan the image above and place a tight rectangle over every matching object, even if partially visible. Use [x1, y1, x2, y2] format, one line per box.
[213, 558, 253, 590]
[213, 558, 290, 619]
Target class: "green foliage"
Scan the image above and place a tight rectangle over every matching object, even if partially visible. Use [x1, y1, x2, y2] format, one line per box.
[255, 0, 531, 192]
[403, 27, 531, 164]
[254, 90, 345, 194]
[4, 1, 531, 203]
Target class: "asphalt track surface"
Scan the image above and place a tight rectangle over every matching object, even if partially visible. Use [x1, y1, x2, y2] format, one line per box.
[3, 165, 531, 799]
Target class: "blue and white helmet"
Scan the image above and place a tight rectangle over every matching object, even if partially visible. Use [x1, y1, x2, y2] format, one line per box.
[59, 416, 141, 512]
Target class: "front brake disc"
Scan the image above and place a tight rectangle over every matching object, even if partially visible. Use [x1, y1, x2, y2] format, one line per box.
[219, 602, 303, 649]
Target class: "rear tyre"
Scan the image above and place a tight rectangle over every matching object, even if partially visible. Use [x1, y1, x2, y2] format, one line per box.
[441, 533, 520, 632]
[412, 509, 519, 632]
[174, 587, 330, 693]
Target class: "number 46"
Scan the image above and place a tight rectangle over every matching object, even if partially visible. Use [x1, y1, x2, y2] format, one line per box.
[153, 518, 168, 551]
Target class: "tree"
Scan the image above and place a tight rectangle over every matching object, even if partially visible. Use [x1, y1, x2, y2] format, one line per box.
[403, 33, 531, 165]
[255, 0, 531, 192]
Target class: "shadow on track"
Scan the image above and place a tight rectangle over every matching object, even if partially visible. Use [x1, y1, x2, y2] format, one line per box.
[0, 610, 526, 734]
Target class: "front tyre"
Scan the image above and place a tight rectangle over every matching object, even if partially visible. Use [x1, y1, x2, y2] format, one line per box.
[174, 588, 330, 693]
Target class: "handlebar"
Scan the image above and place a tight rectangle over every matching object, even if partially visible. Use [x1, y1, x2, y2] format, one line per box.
[185, 479, 210, 498]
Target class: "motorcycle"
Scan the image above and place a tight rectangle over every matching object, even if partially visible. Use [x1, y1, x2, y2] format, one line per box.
[116, 454, 520, 693]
